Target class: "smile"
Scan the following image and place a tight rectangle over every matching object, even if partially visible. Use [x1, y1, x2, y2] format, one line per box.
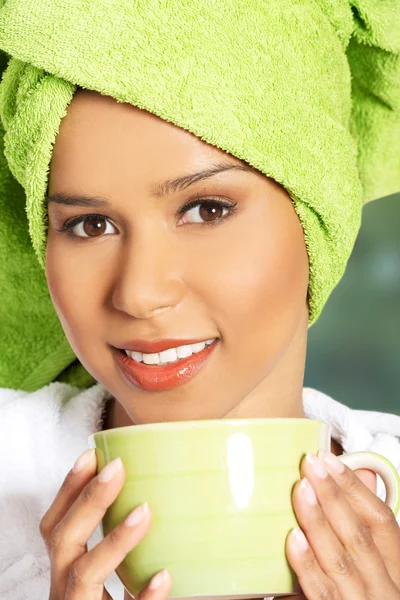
[115, 338, 219, 392]
[124, 338, 216, 366]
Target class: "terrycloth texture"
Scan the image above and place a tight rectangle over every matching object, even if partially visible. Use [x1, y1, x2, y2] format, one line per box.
[1, 383, 400, 600]
[0, 49, 96, 390]
[0, 382, 120, 599]
[0, 0, 399, 391]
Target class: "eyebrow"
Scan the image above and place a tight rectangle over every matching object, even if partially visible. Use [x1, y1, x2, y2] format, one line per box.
[46, 161, 256, 207]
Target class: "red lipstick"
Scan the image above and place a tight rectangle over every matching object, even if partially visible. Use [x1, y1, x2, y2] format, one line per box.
[114, 339, 219, 392]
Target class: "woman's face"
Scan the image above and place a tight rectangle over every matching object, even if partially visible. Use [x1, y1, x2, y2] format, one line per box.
[47, 89, 309, 424]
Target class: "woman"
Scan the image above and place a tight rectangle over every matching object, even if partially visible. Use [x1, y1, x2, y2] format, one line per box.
[0, 0, 400, 598]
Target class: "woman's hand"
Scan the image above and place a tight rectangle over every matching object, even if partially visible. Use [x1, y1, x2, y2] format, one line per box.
[39, 449, 171, 599]
[282, 451, 400, 599]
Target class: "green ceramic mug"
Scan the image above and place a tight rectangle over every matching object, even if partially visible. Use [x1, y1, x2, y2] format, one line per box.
[88, 418, 400, 598]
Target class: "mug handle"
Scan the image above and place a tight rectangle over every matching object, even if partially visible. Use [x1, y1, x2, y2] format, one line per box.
[338, 451, 400, 518]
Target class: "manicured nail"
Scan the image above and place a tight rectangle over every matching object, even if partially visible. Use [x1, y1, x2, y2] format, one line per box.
[290, 527, 309, 553]
[72, 449, 95, 473]
[125, 503, 149, 527]
[306, 452, 328, 478]
[299, 477, 317, 504]
[149, 568, 169, 589]
[318, 450, 346, 475]
[98, 457, 123, 483]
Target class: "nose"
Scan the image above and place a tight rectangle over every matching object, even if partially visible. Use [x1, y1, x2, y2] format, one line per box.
[111, 231, 185, 319]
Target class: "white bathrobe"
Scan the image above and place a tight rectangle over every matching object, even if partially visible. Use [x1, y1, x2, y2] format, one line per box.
[1, 382, 400, 600]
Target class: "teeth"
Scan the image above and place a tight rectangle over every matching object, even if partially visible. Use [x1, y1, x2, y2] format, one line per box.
[125, 338, 216, 365]
[159, 347, 178, 364]
[176, 344, 193, 359]
[142, 353, 160, 365]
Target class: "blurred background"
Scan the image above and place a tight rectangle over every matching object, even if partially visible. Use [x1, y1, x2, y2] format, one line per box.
[304, 192, 400, 415]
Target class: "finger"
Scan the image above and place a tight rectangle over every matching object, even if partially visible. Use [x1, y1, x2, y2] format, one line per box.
[50, 457, 126, 594]
[40, 448, 98, 553]
[353, 468, 377, 495]
[137, 568, 172, 600]
[285, 526, 341, 600]
[301, 453, 396, 597]
[65, 503, 153, 599]
[318, 450, 400, 590]
[291, 477, 365, 600]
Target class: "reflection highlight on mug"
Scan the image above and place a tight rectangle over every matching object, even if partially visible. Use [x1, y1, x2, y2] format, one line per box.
[227, 433, 255, 509]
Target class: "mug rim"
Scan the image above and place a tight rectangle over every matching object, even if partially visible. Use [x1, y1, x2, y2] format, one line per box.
[88, 417, 330, 447]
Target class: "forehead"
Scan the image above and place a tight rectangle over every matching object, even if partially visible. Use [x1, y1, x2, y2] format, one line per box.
[52, 89, 242, 166]
[49, 89, 256, 193]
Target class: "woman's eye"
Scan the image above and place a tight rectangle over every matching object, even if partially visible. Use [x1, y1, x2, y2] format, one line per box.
[62, 215, 117, 238]
[178, 199, 236, 225]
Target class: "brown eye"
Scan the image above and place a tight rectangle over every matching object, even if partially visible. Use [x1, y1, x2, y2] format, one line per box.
[81, 216, 107, 237]
[199, 203, 224, 222]
[179, 199, 234, 225]
[62, 215, 117, 238]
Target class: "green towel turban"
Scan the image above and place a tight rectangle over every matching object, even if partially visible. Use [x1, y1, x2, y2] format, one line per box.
[0, 0, 399, 391]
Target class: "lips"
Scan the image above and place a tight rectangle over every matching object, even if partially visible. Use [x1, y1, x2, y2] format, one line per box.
[114, 339, 219, 392]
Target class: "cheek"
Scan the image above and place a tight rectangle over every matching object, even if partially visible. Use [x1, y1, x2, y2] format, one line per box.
[204, 200, 308, 359]
[45, 239, 101, 353]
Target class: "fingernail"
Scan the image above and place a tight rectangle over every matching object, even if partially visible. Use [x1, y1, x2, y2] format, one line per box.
[299, 477, 317, 504]
[318, 450, 346, 475]
[149, 568, 169, 589]
[125, 503, 149, 527]
[290, 527, 309, 553]
[72, 449, 95, 473]
[306, 453, 328, 478]
[98, 457, 123, 483]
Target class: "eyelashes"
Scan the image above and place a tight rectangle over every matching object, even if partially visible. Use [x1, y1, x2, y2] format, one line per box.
[56, 197, 239, 240]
